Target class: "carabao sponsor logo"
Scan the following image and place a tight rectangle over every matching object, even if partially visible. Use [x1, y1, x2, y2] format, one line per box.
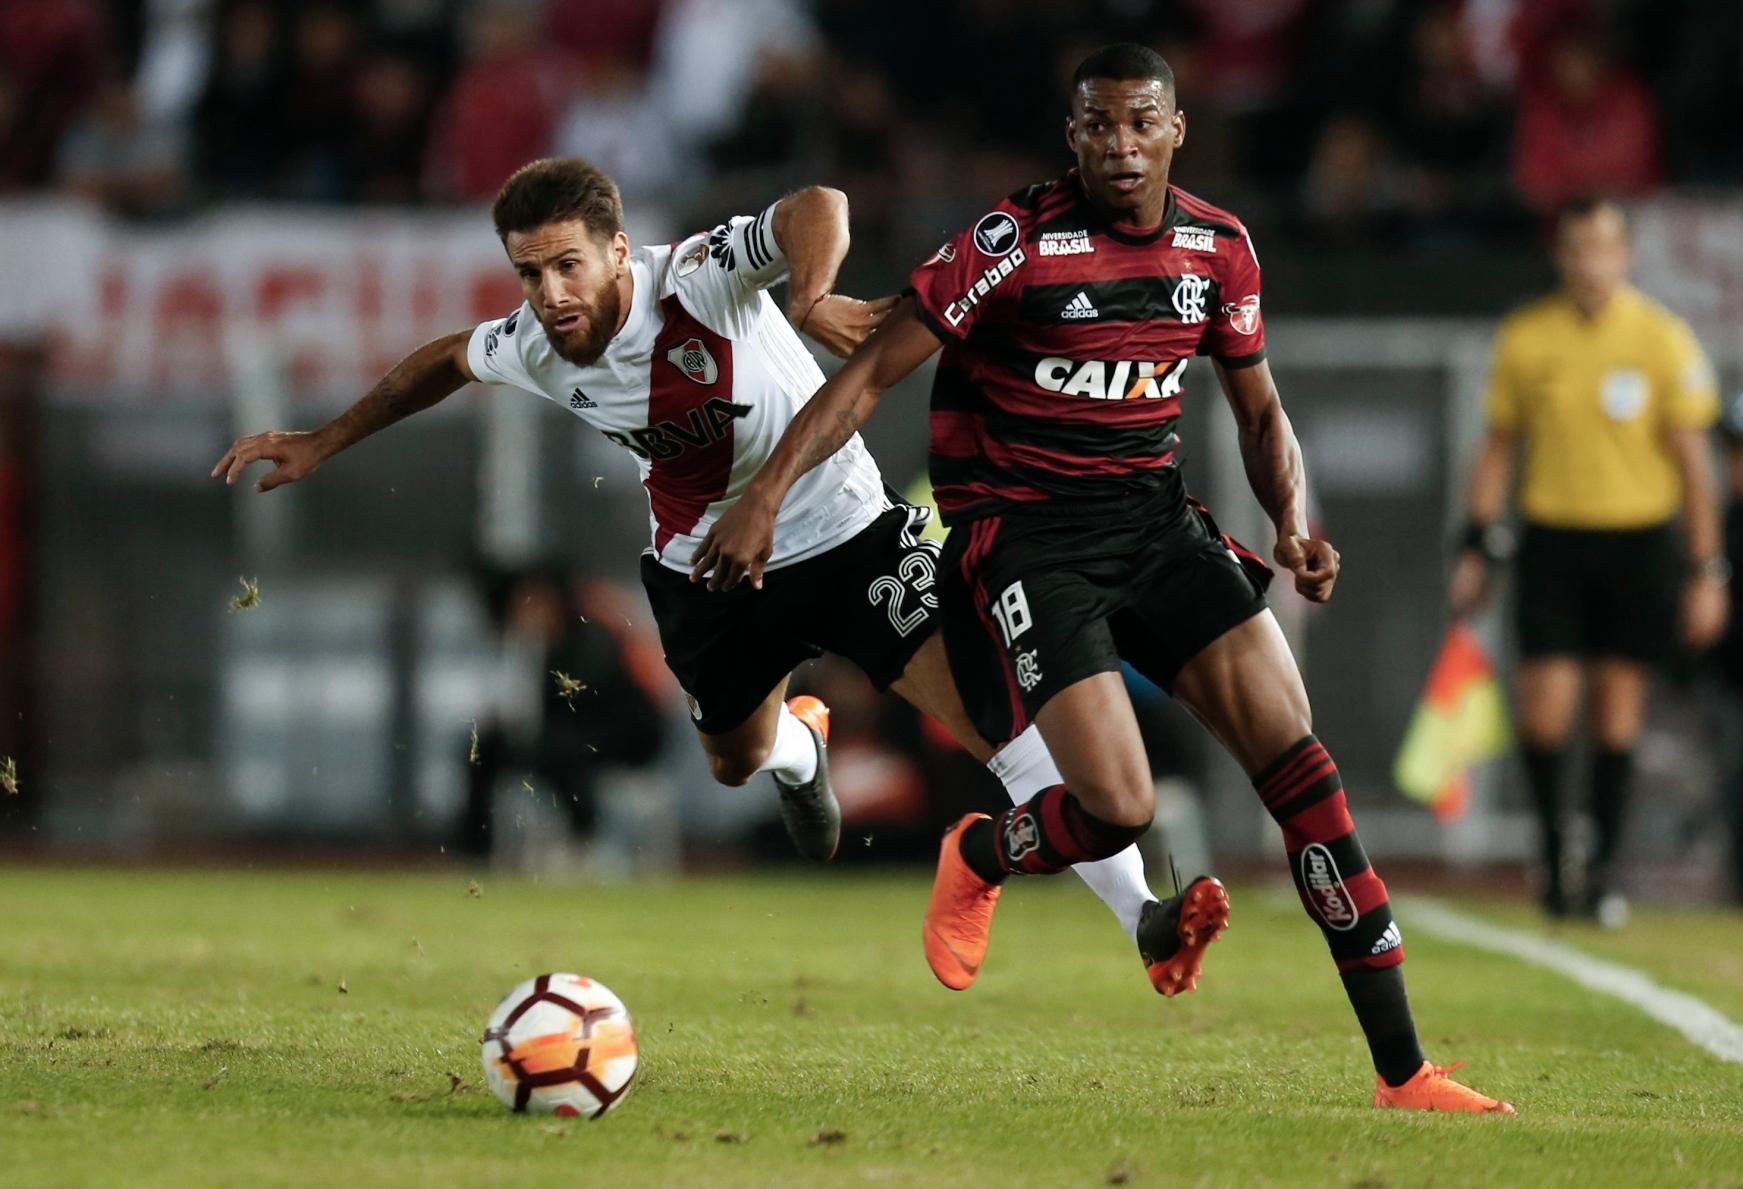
[943, 247, 1026, 326]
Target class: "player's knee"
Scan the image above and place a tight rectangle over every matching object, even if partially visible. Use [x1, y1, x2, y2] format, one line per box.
[1518, 720, 1574, 751]
[706, 747, 765, 788]
[1591, 711, 1643, 751]
[1077, 779, 1154, 830]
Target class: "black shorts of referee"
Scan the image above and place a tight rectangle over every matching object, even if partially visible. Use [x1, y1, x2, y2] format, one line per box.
[1515, 520, 1681, 662]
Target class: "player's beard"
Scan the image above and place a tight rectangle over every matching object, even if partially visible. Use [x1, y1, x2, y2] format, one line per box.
[545, 274, 622, 367]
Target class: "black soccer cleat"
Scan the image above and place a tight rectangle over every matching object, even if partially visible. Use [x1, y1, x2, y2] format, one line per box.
[771, 696, 840, 862]
[1135, 873, 1230, 997]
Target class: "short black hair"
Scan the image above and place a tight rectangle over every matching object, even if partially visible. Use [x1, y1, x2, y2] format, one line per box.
[1071, 43, 1175, 101]
[491, 157, 624, 242]
[1555, 193, 1628, 232]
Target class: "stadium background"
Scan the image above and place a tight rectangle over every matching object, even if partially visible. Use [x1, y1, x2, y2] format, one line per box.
[1, 0, 1741, 903]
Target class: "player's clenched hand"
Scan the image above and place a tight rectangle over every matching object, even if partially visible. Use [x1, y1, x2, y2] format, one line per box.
[211, 430, 327, 492]
[689, 492, 777, 592]
[794, 294, 899, 359]
[1274, 534, 1339, 603]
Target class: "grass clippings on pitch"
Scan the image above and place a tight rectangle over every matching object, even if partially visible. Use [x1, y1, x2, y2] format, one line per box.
[227, 576, 261, 613]
[550, 670, 587, 708]
[3, 868, 1742, 1188]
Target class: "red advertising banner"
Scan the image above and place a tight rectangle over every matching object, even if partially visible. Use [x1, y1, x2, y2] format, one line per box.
[0, 200, 665, 406]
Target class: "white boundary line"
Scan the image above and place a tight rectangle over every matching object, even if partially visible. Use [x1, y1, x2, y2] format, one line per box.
[1403, 896, 1743, 1065]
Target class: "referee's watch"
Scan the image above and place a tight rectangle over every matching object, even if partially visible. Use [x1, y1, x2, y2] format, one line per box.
[1690, 556, 1733, 585]
[1460, 522, 1516, 565]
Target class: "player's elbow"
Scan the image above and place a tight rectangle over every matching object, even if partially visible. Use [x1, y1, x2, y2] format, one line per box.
[803, 186, 848, 215]
[445, 329, 478, 384]
[792, 186, 849, 232]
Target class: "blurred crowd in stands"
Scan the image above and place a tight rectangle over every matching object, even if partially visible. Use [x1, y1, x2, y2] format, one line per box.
[3, 0, 1740, 256]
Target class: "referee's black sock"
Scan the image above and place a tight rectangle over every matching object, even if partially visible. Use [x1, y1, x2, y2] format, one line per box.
[1521, 744, 1569, 906]
[1590, 746, 1635, 874]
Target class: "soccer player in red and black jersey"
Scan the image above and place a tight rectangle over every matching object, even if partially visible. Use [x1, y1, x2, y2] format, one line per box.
[694, 44, 1512, 1112]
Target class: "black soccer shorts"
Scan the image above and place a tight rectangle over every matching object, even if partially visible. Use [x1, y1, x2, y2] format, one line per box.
[640, 501, 941, 735]
[940, 490, 1272, 746]
[1515, 520, 1681, 663]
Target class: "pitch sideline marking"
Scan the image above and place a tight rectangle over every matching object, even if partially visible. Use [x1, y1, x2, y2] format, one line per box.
[1402, 896, 1743, 1065]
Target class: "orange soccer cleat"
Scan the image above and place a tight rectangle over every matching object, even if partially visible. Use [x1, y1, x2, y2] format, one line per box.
[785, 694, 831, 740]
[773, 696, 838, 861]
[922, 813, 1003, 990]
[1374, 1061, 1516, 1114]
[1135, 875, 1231, 997]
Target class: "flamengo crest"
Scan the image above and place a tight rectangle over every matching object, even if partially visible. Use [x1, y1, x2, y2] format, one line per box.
[1172, 274, 1210, 324]
[666, 338, 719, 385]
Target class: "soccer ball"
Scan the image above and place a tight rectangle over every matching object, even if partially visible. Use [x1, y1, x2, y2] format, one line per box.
[480, 973, 638, 1118]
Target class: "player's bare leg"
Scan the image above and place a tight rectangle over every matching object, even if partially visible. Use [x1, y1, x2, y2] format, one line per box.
[1584, 658, 1650, 924]
[892, 633, 1162, 946]
[1171, 610, 1511, 1111]
[1516, 656, 1584, 914]
[696, 679, 790, 786]
[698, 677, 840, 861]
[888, 632, 994, 764]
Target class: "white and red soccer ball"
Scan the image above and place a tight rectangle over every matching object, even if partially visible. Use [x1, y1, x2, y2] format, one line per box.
[481, 973, 638, 1118]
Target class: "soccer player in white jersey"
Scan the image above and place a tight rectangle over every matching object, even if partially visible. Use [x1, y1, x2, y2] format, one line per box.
[213, 158, 1215, 996]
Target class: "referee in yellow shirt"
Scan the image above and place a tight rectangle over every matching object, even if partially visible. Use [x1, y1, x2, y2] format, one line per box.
[1450, 196, 1730, 922]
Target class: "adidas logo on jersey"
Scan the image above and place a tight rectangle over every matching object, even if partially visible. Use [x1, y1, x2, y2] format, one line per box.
[1371, 921, 1403, 956]
[569, 388, 596, 410]
[1061, 291, 1099, 320]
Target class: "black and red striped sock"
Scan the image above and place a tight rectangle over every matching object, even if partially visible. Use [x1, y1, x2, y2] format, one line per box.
[959, 785, 1149, 884]
[1254, 735, 1424, 1085]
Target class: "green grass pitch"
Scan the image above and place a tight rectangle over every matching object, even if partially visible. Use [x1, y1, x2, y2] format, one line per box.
[4, 866, 1743, 1187]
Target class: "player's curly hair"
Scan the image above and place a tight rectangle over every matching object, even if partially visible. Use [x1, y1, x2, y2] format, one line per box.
[491, 158, 625, 242]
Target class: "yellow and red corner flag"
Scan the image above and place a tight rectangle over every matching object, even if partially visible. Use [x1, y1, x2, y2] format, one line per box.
[1393, 623, 1510, 822]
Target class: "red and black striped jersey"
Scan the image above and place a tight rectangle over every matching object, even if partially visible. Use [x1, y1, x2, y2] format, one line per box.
[909, 172, 1266, 524]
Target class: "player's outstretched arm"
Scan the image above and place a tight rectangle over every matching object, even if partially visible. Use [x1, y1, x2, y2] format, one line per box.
[769, 186, 897, 357]
[211, 329, 476, 492]
[1214, 358, 1339, 603]
[689, 297, 942, 591]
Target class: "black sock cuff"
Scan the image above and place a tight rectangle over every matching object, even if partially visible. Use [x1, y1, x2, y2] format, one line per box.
[1250, 734, 1321, 789]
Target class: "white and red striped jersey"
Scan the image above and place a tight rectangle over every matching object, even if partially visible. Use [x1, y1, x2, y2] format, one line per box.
[467, 204, 884, 572]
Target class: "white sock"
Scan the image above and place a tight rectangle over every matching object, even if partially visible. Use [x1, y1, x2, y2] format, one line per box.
[988, 725, 1156, 941]
[761, 702, 818, 785]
